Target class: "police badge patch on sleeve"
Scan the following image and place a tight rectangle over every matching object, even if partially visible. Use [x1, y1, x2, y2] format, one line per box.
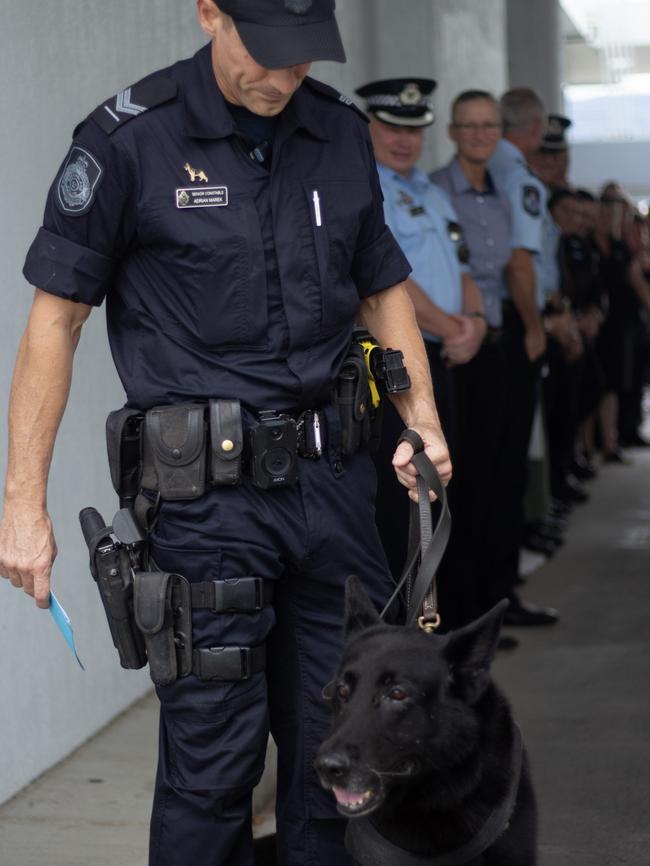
[523, 185, 541, 217]
[56, 146, 104, 216]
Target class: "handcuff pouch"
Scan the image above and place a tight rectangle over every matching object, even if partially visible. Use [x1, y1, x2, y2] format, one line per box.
[142, 405, 207, 500]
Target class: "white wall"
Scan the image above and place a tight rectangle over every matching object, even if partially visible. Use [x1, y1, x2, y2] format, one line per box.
[2, 0, 509, 806]
[0, 0, 205, 807]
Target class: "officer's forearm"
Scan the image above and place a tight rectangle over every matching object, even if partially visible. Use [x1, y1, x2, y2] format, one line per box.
[4, 290, 90, 509]
[461, 273, 485, 316]
[506, 248, 543, 333]
[359, 283, 440, 429]
[401, 277, 460, 340]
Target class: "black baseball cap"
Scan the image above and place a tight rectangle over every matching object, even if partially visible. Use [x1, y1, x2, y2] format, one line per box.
[215, 0, 346, 69]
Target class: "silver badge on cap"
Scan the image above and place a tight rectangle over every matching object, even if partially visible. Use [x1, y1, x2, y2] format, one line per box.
[399, 83, 422, 106]
[547, 117, 564, 135]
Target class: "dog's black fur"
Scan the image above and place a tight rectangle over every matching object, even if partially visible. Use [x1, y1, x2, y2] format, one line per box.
[312, 577, 537, 865]
[253, 578, 537, 865]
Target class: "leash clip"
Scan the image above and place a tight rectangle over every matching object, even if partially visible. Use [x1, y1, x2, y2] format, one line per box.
[417, 613, 441, 634]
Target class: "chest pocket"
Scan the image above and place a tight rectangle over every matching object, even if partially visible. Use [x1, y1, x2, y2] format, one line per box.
[142, 193, 268, 350]
[303, 179, 372, 335]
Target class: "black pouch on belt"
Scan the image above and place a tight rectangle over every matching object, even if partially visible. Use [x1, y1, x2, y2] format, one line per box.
[209, 399, 243, 486]
[133, 570, 192, 686]
[106, 408, 144, 506]
[142, 404, 207, 500]
[333, 344, 371, 456]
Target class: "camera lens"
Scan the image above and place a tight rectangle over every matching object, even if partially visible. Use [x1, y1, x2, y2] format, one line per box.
[270, 428, 282, 441]
[263, 448, 292, 477]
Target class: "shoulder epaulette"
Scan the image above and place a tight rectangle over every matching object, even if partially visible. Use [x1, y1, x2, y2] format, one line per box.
[304, 78, 369, 123]
[90, 76, 178, 135]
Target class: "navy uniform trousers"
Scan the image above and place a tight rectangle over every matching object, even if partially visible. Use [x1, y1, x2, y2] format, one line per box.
[147, 436, 395, 866]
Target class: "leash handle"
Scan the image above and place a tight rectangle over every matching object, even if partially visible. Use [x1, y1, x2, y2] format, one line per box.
[380, 429, 451, 629]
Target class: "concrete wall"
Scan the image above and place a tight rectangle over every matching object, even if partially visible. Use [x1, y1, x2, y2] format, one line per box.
[0, 0, 205, 807]
[315, 0, 508, 172]
[507, 0, 563, 112]
[2, 0, 508, 806]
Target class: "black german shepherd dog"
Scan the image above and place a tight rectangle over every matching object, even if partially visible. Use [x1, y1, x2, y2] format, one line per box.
[312, 577, 538, 865]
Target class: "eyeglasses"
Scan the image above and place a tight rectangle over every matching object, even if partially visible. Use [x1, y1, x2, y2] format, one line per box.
[452, 123, 501, 134]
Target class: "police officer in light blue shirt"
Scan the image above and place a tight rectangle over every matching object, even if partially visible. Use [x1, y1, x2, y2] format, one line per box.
[483, 88, 559, 628]
[355, 76, 486, 584]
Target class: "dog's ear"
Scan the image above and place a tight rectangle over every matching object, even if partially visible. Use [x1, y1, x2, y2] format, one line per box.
[344, 575, 381, 638]
[443, 600, 508, 703]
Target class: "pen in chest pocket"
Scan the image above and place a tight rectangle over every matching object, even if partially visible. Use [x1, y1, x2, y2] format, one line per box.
[312, 189, 322, 227]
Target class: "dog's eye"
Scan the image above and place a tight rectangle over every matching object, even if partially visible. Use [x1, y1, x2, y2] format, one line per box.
[337, 683, 351, 701]
[388, 687, 408, 702]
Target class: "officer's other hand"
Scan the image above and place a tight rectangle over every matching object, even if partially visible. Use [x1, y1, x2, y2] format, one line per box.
[392, 423, 452, 503]
[0, 504, 57, 608]
[443, 314, 485, 366]
[524, 324, 546, 362]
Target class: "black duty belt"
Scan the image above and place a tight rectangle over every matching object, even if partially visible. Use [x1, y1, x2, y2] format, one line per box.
[193, 644, 266, 681]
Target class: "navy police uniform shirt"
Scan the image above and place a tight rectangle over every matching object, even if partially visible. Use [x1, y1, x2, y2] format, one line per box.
[24, 44, 410, 411]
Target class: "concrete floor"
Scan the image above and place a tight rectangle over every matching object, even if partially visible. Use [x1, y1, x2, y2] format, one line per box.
[1, 449, 649, 866]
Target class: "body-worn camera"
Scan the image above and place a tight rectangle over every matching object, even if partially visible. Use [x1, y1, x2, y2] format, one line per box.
[249, 411, 299, 489]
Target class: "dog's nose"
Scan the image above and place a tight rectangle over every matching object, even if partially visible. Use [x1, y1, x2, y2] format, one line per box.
[314, 752, 351, 783]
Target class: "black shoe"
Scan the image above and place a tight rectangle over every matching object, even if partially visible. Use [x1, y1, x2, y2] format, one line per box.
[550, 498, 573, 517]
[602, 448, 632, 465]
[522, 534, 559, 557]
[553, 478, 590, 505]
[497, 635, 520, 650]
[526, 520, 565, 543]
[619, 433, 649, 448]
[504, 598, 559, 626]
[571, 457, 597, 481]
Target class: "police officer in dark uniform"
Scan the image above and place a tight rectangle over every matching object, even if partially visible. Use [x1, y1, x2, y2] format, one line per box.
[0, 3, 451, 866]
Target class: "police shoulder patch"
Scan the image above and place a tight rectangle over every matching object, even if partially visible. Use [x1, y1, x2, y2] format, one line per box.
[56, 145, 104, 216]
[90, 75, 178, 135]
[303, 77, 369, 122]
[523, 184, 541, 217]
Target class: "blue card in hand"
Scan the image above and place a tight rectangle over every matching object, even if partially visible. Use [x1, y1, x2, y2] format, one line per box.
[49, 591, 85, 670]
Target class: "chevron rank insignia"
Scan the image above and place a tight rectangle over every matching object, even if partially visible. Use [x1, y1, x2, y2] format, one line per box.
[90, 76, 178, 135]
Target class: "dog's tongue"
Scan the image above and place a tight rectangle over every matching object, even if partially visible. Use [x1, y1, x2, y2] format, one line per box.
[332, 786, 367, 806]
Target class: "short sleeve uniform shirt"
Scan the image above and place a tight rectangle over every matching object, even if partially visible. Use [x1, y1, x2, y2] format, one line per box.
[488, 139, 546, 308]
[430, 158, 512, 327]
[23, 44, 410, 411]
[376, 164, 466, 341]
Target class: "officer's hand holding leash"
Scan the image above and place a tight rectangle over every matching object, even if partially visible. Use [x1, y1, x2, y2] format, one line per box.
[392, 419, 451, 503]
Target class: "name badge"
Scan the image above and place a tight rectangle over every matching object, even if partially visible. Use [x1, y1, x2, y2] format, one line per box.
[176, 186, 228, 209]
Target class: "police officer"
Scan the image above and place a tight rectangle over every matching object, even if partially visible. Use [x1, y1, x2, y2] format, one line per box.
[429, 90, 513, 629]
[0, 4, 451, 866]
[486, 88, 559, 626]
[355, 77, 485, 584]
[530, 113, 573, 192]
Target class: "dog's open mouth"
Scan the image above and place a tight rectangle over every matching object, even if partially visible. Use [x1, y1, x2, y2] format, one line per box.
[331, 783, 383, 817]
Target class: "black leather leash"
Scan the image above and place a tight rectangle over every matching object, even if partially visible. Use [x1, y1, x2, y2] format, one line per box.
[345, 724, 524, 866]
[380, 429, 451, 631]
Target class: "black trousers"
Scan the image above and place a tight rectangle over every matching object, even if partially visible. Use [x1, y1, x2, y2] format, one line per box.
[543, 336, 583, 497]
[146, 424, 395, 866]
[437, 337, 508, 628]
[481, 304, 542, 607]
